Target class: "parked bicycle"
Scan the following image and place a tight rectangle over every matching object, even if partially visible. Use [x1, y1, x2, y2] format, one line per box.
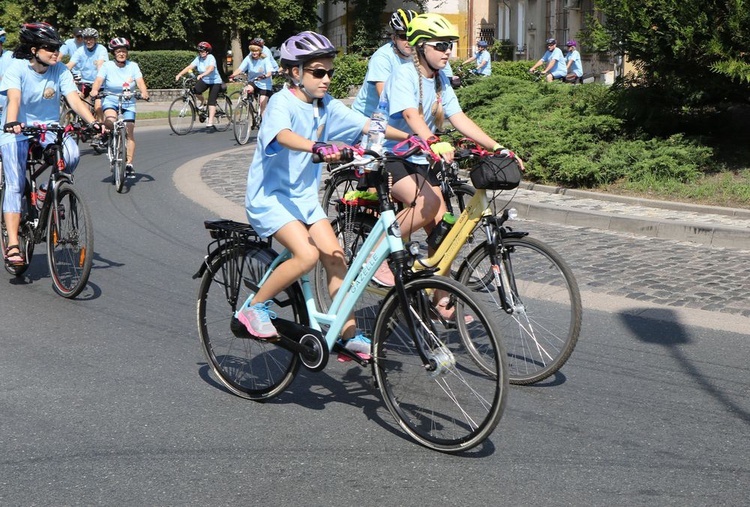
[195, 146, 508, 453]
[168, 76, 232, 135]
[99, 86, 147, 193]
[317, 139, 582, 385]
[229, 75, 262, 145]
[0, 124, 95, 298]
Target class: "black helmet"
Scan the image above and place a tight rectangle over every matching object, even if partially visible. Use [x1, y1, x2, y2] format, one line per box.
[19, 22, 63, 47]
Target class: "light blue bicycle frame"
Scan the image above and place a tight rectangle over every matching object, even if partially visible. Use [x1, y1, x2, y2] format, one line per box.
[246, 206, 405, 350]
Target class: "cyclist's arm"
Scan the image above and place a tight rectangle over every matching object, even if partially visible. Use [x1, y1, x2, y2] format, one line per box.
[449, 111, 525, 169]
[275, 128, 319, 153]
[401, 107, 437, 141]
[89, 76, 104, 97]
[375, 81, 385, 96]
[175, 64, 195, 81]
[3, 88, 21, 133]
[197, 63, 216, 81]
[529, 58, 544, 72]
[383, 125, 409, 141]
[135, 76, 149, 101]
[543, 58, 557, 74]
[463, 55, 477, 65]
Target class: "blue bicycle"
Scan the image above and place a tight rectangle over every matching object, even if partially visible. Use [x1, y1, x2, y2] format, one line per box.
[195, 147, 509, 452]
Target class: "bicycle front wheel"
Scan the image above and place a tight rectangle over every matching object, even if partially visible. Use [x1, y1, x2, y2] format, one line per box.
[198, 243, 305, 401]
[113, 128, 127, 193]
[457, 236, 582, 385]
[232, 100, 251, 145]
[321, 169, 362, 219]
[46, 183, 93, 298]
[168, 97, 195, 135]
[213, 95, 233, 132]
[372, 275, 508, 453]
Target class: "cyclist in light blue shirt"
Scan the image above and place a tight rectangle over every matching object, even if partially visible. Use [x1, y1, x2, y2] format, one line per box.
[60, 28, 83, 59]
[90, 37, 150, 177]
[229, 39, 275, 117]
[66, 27, 108, 123]
[175, 41, 224, 128]
[0, 27, 14, 111]
[565, 40, 583, 83]
[351, 9, 418, 117]
[251, 37, 279, 73]
[529, 38, 567, 82]
[463, 40, 492, 76]
[1, 23, 99, 267]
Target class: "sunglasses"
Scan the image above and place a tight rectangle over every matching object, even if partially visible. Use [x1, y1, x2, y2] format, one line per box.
[304, 67, 335, 79]
[39, 44, 62, 52]
[395, 33, 408, 41]
[423, 41, 453, 52]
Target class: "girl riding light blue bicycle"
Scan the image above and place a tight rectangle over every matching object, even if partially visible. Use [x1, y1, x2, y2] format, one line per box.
[238, 31, 408, 360]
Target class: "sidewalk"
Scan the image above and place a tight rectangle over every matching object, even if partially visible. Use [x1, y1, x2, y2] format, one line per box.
[196, 145, 750, 251]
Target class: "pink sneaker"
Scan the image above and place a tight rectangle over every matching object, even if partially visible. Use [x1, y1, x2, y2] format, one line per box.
[372, 260, 395, 287]
[236, 301, 278, 338]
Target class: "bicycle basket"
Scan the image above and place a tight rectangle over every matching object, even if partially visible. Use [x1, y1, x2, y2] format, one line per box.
[469, 154, 522, 190]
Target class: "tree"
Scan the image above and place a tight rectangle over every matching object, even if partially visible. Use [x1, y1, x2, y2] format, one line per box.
[592, 0, 750, 105]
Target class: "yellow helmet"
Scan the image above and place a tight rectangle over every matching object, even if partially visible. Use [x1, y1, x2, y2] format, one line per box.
[406, 13, 458, 46]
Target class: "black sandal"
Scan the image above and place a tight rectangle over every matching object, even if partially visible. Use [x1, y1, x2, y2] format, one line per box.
[4, 244, 25, 267]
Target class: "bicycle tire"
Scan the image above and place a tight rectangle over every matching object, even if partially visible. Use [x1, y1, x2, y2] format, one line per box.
[46, 182, 94, 298]
[232, 100, 251, 145]
[372, 275, 508, 453]
[212, 95, 233, 132]
[197, 243, 304, 401]
[312, 212, 385, 338]
[250, 98, 261, 130]
[113, 128, 127, 193]
[168, 97, 195, 135]
[457, 236, 582, 385]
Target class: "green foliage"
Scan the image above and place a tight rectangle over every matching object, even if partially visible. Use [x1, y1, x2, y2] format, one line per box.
[593, 0, 750, 106]
[454, 74, 714, 187]
[129, 50, 196, 89]
[328, 53, 368, 99]
[489, 39, 514, 61]
[349, 0, 389, 55]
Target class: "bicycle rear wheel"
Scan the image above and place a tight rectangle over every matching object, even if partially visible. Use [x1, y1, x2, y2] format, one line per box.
[212, 95, 233, 132]
[232, 100, 251, 145]
[457, 236, 582, 385]
[198, 243, 304, 401]
[0, 179, 33, 277]
[321, 169, 363, 219]
[373, 276, 508, 453]
[113, 128, 127, 193]
[168, 97, 195, 135]
[46, 183, 93, 298]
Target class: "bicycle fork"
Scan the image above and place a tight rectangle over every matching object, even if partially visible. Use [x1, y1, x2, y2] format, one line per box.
[483, 222, 523, 315]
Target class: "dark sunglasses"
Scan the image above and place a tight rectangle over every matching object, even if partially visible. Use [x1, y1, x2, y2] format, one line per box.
[423, 41, 453, 52]
[304, 67, 335, 79]
[395, 33, 408, 41]
[39, 44, 62, 52]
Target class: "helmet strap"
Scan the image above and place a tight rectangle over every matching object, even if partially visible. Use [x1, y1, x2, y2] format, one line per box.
[32, 49, 51, 68]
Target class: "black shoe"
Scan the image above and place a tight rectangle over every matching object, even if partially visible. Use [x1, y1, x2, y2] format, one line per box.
[126, 164, 136, 178]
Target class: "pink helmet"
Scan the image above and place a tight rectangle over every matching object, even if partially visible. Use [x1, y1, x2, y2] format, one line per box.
[109, 37, 130, 51]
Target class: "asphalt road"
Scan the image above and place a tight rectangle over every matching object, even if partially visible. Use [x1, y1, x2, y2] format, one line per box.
[1, 126, 748, 505]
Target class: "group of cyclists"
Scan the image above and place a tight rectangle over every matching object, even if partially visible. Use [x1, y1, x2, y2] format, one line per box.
[1, 12, 525, 360]
[0, 22, 149, 267]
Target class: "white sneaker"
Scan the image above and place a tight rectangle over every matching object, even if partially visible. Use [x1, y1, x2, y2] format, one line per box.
[336, 333, 372, 362]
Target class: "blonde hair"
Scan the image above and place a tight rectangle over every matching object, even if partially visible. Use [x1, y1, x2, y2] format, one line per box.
[248, 45, 265, 57]
[412, 46, 444, 127]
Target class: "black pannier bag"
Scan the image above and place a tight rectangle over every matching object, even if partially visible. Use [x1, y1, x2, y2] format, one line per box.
[469, 154, 522, 190]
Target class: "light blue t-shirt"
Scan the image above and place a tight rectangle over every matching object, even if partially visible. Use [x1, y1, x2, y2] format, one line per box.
[245, 88, 367, 238]
[475, 50, 492, 76]
[261, 46, 279, 72]
[352, 42, 412, 117]
[191, 54, 222, 84]
[237, 55, 274, 91]
[69, 44, 109, 83]
[61, 37, 82, 58]
[0, 59, 77, 146]
[0, 50, 14, 110]
[542, 47, 567, 78]
[382, 64, 461, 165]
[96, 60, 144, 112]
[566, 49, 583, 77]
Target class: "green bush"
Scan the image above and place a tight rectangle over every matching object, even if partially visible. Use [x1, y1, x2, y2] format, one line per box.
[453, 74, 714, 187]
[328, 53, 369, 99]
[129, 50, 196, 89]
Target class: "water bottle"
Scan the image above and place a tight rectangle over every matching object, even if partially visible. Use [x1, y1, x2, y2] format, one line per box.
[36, 183, 47, 210]
[426, 212, 457, 249]
[366, 98, 389, 154]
